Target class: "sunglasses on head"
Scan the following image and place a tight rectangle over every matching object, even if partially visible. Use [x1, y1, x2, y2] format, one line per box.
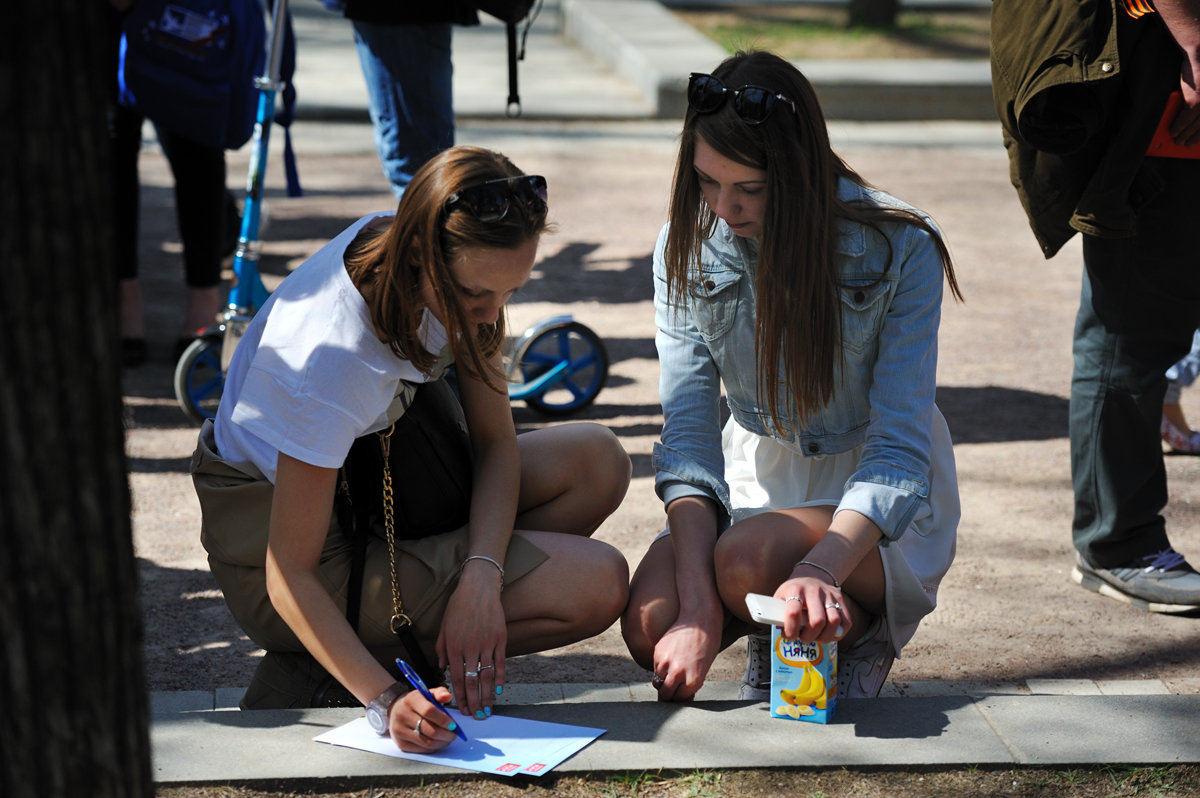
[445, 174, 548, 223]
[687, 72, 797, 126]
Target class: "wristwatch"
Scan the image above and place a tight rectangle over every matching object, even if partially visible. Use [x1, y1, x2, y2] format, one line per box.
[365, 681, 411, 735]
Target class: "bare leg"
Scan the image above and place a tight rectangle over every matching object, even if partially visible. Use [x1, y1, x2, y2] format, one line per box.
[183, 285, 221, 336]
[515, 422, 630, 536]
[621, 536, 677, 669]
[621, 535, 750, 671]
[714, 507, 885, 649]
[501, 529, 629, 655]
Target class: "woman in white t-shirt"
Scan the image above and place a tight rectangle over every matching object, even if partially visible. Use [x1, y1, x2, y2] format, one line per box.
[192, 146, 630, 753]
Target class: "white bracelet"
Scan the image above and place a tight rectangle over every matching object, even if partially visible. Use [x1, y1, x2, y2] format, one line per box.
[462, 554, 505, 580]
[794, 559, 841, 589]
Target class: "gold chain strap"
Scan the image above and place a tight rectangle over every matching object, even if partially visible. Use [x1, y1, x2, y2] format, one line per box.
[379, 423, 412, 635]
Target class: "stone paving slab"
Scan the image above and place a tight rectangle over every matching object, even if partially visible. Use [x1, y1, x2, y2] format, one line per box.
[974, 695, 1200, 766]
[150, 693, 1200, 784]
[148, 678, 1187, 719]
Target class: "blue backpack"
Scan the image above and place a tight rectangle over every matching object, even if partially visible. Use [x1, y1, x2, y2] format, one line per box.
[118, 0, 267, 151]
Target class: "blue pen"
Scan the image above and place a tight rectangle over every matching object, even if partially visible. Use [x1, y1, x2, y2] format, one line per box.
[396, 659, 468, 742]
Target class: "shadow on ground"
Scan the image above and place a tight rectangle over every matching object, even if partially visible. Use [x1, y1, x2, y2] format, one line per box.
[937, 385, 1068, 444]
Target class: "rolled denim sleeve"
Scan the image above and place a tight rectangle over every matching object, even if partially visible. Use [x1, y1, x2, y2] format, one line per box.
[839, 221, 941, 542]
[652, 224, 731, 519]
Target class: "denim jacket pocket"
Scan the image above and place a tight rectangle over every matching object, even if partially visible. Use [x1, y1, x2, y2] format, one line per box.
[839, 279, 891, 356]
[689, 268, 743, 341]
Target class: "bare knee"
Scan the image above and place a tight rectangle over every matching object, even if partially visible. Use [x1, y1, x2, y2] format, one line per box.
[588, 543, 631, 632]
[549, 542, 628, 646]
[573, 423, 631, 514]
[714, 530, 786, 617]
[620, 566, 676, 671]
[518, 423, 631, 535]
[556, 423, 631, 534]
[619, 598, 658, 671]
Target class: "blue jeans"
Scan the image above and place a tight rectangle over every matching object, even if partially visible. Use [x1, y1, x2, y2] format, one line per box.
[353, 21, 454, 200]
[1070, 158, 1200, 567]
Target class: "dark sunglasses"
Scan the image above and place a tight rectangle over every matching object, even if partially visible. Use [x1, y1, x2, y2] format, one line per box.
[687, 72, 797, 125]
[445, 175, 548, 222]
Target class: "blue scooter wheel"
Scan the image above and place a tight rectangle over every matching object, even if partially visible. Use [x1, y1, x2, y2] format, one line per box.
[174, 335, 225, 424]
[511, 320, 608, 416]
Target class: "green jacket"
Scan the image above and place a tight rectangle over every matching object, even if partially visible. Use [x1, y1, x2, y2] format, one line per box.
[991, 0, 1179, 257]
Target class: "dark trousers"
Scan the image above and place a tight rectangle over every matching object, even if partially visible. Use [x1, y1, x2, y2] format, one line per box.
[1070, 157, 1200, 567]
[109, 5, 231, 289]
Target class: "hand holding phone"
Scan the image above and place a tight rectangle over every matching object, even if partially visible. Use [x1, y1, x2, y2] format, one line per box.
[745, 592, 844, 637]
[745, 592, 789, 626]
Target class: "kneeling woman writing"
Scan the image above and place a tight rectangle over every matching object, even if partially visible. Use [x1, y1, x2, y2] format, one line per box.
[192, 146, 630, 752]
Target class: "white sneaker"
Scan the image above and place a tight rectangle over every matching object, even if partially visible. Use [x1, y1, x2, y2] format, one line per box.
[1161, 416, 1200, 454]
[738, 631, 770, 701]
[837, 616, 895, 699]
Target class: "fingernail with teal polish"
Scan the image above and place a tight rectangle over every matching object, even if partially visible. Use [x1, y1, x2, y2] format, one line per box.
[475, 710, 486, 720]
[484, 706, 492, 717]
[448, 721, 457, 731]
[495, 685, 503, 695]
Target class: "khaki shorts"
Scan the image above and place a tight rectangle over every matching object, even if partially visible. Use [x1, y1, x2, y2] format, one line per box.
[191, 420, 548, 655]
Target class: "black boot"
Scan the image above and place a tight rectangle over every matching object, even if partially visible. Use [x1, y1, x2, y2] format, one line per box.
[240, 651, 359, 709]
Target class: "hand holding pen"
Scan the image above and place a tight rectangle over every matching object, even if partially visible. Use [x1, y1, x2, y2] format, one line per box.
[394, 659, 467, 752]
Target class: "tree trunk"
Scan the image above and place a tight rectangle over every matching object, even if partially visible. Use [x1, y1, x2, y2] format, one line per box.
[848, 0, 901, 28]
[0, 1, 152, 796]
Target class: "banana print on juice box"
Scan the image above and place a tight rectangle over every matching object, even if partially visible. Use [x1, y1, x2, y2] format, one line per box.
[770, 634, 836, 723]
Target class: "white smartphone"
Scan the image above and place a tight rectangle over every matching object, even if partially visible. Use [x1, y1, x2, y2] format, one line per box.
[745, 592, 845, 637]
[745, 592, 789, 626]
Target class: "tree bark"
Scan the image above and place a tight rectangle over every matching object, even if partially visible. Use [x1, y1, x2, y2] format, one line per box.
[0, 1, 152, 796]
[849, 0, 901, 28]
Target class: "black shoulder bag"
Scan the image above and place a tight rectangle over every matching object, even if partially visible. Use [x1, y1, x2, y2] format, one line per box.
[336, 378, 473, 686]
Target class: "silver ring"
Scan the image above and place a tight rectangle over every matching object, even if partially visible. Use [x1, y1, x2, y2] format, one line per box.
[825, 602, 841, 609]
[784, 595, 802, 604]
[414, 718, 424, 737]
[478, 664, 494, 672]
[465, 670, 479, 678]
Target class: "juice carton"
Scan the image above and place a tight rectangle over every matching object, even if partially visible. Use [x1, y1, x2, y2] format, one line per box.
[768, 627, 836, 723]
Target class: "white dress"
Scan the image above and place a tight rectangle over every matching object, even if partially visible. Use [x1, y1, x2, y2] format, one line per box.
[723, 406, 960, 654]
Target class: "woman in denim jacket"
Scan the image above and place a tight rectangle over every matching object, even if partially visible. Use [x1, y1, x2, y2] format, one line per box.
[621, 52, 963, 701]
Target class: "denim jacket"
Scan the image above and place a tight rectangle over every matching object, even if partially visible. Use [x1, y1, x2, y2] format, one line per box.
[653, 178, 946, 544]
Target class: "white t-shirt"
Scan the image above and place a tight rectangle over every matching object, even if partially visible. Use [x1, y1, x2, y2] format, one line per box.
[214, 213, 451, 483]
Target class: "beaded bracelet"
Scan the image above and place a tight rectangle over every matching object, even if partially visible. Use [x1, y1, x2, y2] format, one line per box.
[794, 559, 840, 589]
[462, 554, 505, 580]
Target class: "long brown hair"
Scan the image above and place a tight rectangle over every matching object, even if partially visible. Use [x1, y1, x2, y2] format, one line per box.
[343, 146, 549, 391]
[664, 51, 961, 433]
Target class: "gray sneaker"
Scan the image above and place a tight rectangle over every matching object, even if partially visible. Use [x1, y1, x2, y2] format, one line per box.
[1072, 549, 1200, 614]
[738, 631, 770, 701]
[837, 616, 895, 699]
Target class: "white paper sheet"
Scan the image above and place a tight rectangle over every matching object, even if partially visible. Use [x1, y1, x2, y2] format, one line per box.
[313, 714, 605, 777]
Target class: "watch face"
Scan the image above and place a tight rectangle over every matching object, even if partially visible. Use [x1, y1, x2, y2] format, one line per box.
[366, 703, 388, 735]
